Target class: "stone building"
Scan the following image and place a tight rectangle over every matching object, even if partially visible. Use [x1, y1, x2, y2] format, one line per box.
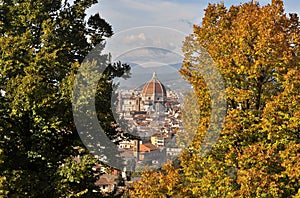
[118, 72, 167, 113]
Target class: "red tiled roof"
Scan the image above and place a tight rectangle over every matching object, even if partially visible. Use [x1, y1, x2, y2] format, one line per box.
[142, 72, 167, 97]
[140, 143, 158, 152]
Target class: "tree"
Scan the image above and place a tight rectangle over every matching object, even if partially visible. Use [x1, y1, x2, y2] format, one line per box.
[0, 0, 129, 197]
[129, 1, 300, 197]
[56, 152, 100, 197]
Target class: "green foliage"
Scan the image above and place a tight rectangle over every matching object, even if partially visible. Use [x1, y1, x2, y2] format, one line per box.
[57, 153, 100, 198]
[0, 0, 129, 197]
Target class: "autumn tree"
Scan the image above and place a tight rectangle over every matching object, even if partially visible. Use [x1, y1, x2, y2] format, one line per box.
[129, 1, 300, 197]
[0, 0, 129, 197]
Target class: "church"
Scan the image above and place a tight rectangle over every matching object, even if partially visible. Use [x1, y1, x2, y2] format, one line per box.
[116, 72, 183, 168]
[118, 72, 168, 113]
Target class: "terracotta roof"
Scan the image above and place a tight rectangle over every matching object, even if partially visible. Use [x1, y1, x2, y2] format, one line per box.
[142, 72, 167, 98]
[134, 114, 150, 118]
[140, 143, 159, 152]
[95, 174, 118, 186]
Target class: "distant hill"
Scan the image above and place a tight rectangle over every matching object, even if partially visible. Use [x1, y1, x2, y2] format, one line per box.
[114, 63, 186, 90]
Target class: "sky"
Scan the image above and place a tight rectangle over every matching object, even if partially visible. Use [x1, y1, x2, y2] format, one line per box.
[85, 0, 300, 89]
[88, 0, 300, 33]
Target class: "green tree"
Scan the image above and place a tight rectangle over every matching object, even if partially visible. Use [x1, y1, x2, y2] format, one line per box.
[129, 1, 300, 197]
[0, 0, 129, 197]
[56, 152, 100, 197]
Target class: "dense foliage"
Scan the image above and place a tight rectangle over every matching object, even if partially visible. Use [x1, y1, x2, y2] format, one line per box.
[129, 1, 300, 197]
[0, 0, 129, 197]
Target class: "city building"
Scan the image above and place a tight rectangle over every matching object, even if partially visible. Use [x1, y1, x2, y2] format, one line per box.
[118, 72, 168, 113]
[116, 72, 183, 169]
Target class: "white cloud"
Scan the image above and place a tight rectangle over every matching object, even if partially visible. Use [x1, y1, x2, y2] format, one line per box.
[88, 0, 300, 33]
[88, 0, 300, 70]
[102, 26, 186, 66]
[124, 33, 146, 43]
[87, 0, 205, 33]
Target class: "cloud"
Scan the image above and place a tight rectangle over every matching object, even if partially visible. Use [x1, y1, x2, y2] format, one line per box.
[102, 26, 186, 67]
[89, 0, 300, 33]
[89, 0, 300, 71]
[87, 0, 206, 33]
[123, 33, 146, 43]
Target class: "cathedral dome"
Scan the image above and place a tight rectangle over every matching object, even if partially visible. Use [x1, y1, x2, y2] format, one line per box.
[142, 72, 167, 103]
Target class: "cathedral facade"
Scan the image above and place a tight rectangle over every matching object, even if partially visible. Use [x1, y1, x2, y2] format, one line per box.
[118, 72, 168, 113]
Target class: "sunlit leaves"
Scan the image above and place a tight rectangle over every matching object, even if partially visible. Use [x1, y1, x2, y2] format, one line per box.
[129, 1, 300, 197]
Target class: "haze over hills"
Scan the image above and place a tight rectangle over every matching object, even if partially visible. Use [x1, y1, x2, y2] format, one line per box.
[113, 63, 191, 92]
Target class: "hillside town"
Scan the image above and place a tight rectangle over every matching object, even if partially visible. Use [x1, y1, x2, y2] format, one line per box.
[2, 1, 299, 197]
[117, 71, 184, 166]
[93, 72, 185, 194]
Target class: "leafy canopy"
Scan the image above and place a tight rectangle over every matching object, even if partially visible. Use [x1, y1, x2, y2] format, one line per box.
[0, 0, 130, 197]
[129, 1, 300, 197]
